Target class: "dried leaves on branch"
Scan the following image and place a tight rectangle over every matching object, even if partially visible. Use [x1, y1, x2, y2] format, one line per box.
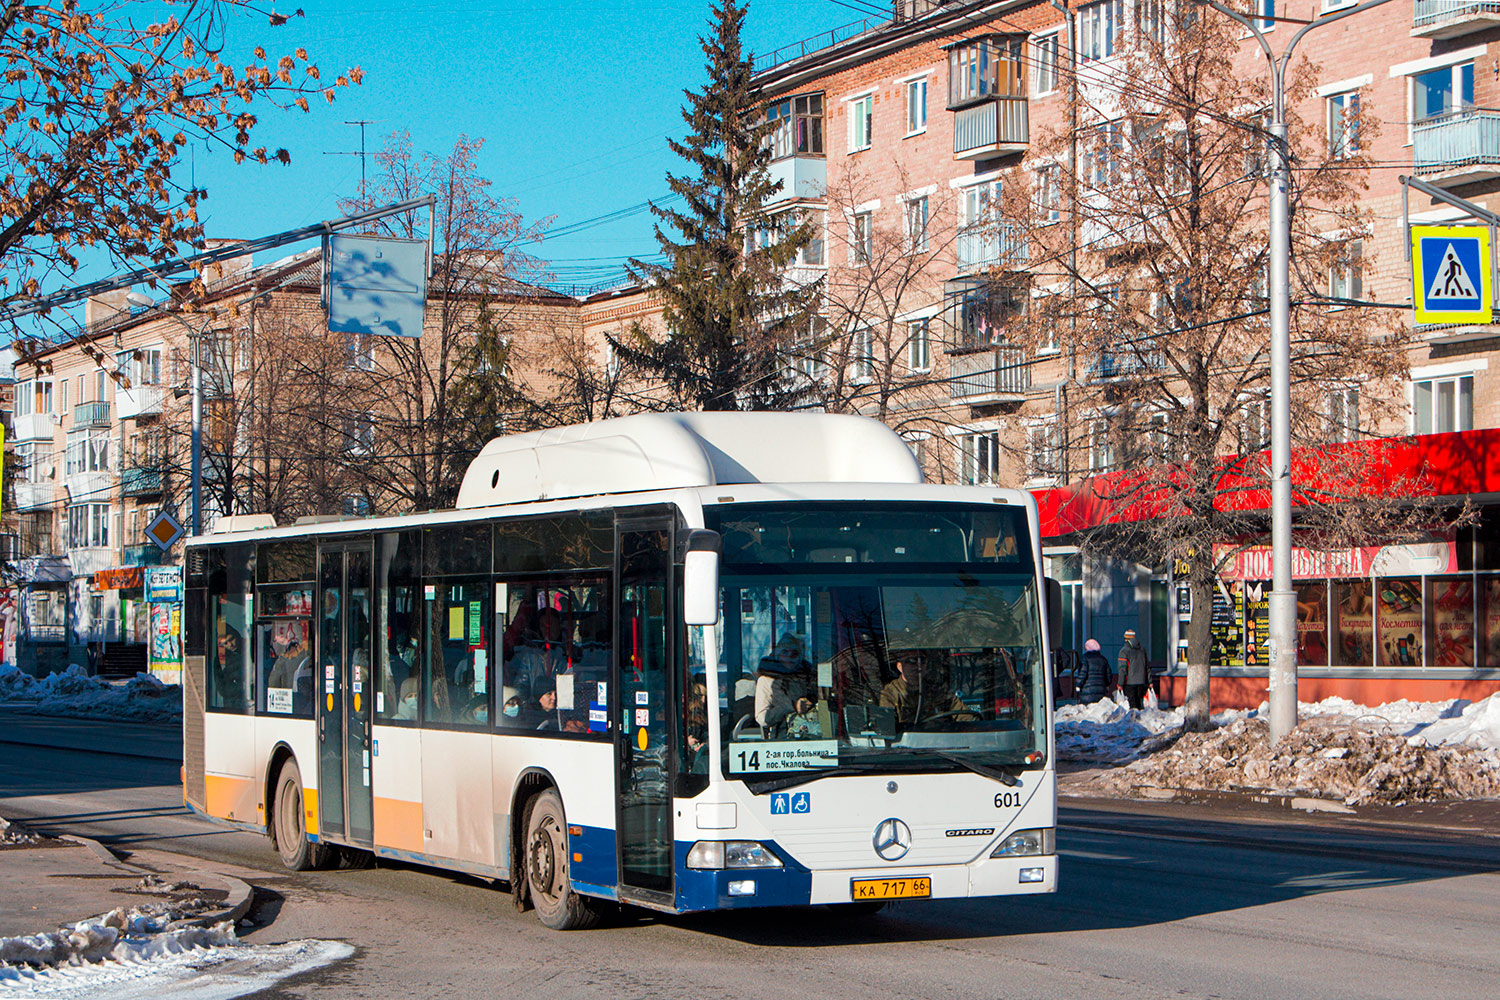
[0, 0, 362, 302]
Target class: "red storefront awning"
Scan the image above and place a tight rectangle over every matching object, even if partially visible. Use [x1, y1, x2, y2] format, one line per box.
[1030, 428, 1500, 540]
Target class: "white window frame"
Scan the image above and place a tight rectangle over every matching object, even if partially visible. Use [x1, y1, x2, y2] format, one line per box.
[1087, 415, 1117, 472]
[1034, 163, 1062, 225]
[1252, 0, 1275, 32]
[1320, 0, 1356, 12]
[1326, 386, 1359, 443]
[1326, 90, 1361, 159]
[1078, 0, 1123, 64]
[1328, 238, 1363, 306]
[14, 379, 32, 418]
[847, 92, 874, 153]
[1023, 417, 1060, 484]
[1033, 32, 1060, 95]
[904, 74, 928, 136]
[1238, 391, 1271, 453]
[1410, 372, 1475, 435]
[849, 325, 875, 383]
[849, 208, 875, 264]
[907, 317, 932, 373]
[904, 194, 930, 253]
[957, 427, 1002, 486]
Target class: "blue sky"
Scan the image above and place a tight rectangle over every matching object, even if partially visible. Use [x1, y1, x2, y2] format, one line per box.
[143, 0, 862, 295]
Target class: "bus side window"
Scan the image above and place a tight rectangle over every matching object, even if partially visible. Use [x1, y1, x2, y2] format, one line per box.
[207, 543, 253, 714]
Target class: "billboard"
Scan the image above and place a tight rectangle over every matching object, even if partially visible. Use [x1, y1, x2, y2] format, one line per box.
[324, 234, 429, 338]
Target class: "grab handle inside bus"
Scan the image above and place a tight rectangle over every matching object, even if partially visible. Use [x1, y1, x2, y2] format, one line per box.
[1045, 577, 1062, 650]
[683, 530, 723, 626]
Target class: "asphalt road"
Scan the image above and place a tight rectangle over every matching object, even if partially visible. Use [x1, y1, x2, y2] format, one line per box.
[1, 709, 1497, 1000]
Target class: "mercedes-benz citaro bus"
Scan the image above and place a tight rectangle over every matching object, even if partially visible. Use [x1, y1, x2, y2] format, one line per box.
[183, 412, 1060, 929]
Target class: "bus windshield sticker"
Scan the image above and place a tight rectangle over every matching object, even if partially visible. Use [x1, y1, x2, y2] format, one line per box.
[267, 688, 293, 714]
[635, 691, 649, 705]
[556, 673, 574, 710]
[729, 740, 839, 774]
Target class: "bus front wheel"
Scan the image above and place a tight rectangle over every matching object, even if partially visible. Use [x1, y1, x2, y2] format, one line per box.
[524, 789, 601, 930]
[273, 759, 332, 872]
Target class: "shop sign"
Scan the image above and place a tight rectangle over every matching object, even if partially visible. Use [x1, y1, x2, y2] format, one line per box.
[145, 566, 183, 603]
[93, 567, 144, 590]
[1215, 540, 1457, 581]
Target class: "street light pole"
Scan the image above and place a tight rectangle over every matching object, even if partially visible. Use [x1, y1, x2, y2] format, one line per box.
[191, 325, 202, 536]
[1202, 0, 1391, 743]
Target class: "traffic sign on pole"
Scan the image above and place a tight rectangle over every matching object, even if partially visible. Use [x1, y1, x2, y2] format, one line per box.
[1411, 224, 1492, 325]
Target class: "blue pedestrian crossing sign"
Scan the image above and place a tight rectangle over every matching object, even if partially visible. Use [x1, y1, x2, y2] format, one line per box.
[1412, 225, 1492, 325]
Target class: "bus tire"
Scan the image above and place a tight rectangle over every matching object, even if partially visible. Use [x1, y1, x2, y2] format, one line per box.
[273, 759, 332, 872]
[524, 789, 600, 930]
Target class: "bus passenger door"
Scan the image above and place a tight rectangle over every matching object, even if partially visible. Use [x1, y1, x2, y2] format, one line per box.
[316, 543, 375, 847]
[615, 521, 674, 900]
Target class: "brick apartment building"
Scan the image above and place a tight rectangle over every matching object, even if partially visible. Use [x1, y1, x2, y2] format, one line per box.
[747, 0, 1500, 706]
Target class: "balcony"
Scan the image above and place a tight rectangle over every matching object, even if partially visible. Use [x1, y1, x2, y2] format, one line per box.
[116, 385, 163, 420]
[954, 98, 1028, 160]
[767, 155, 826, 206]
[1413, 112, 1500, 184]
[949, 345, 1031, 403]
[1088, 351, 1165, 380]
[72, 400, 111, 428]
[11, 412, 57, 441]
[1412, 0, 1500, 38]
[122, 465, 164, 498]
[13, 482, 54, 511]
[957, 222, 1028, 272]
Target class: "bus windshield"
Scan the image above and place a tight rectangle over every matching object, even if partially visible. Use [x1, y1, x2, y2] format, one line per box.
[700, 504, 1047, 782]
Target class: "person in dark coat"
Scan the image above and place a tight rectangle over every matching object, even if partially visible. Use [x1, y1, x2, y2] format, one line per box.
[1117, 629, 1150, 710]
[1075, 638, 1113, 704]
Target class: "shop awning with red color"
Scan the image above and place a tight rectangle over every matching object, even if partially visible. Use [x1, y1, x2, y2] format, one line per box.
[1030, 428, 1500, 540]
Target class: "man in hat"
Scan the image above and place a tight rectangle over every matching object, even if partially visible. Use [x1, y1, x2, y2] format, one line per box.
[1117, 628, 1149, 710]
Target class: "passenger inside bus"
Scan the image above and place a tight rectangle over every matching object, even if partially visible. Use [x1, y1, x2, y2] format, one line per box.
[395, 677, 420, 720]
[754, 633, 818, 737]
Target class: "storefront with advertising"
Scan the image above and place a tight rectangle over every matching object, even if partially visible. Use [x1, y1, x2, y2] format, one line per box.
[1033, 428, 1500, 709]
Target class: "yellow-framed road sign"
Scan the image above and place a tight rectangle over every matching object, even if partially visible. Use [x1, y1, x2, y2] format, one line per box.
[1411, 224, 1492, 325]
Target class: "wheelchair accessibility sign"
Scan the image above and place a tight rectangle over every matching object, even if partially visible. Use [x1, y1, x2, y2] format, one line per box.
[1412, 225, 1492, 325]
[770, 791, 812, 815]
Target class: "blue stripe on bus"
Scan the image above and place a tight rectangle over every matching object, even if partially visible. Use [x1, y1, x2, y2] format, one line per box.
[568, 824, 618, 890]
[673, 839, 813, 912]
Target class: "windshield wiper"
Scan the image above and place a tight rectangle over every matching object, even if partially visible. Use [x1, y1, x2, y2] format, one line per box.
[932, 751, 1022, 786]
[743, 761, 884, 794]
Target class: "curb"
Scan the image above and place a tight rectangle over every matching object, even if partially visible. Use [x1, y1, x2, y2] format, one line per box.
[1110, 786, 1358, 815]
[48, 832, 255, 929]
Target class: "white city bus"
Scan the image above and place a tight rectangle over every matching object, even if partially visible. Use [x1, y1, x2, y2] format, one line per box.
[183, 412, 1059, 929]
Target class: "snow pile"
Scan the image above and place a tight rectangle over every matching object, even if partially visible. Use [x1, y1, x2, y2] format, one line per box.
[0, 664, 181, 723]
[0, 909, 236, 969]
[1059, 692, 1500, 805]
[0, 816, 45, 847]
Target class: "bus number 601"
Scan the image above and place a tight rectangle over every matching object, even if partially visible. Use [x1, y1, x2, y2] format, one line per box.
[994, 791, 1021, 808]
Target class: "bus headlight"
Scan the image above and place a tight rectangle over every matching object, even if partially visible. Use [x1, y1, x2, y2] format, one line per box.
[990, 828, 1055, 858]
[686, 841, 784, 869]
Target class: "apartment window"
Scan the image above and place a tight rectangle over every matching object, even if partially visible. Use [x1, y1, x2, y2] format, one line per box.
[346, 332, 376, 371]
[343, 413, 376, 456]
[908, 319, 931, 372]
[341, 496, 372, 517]
[906, 77, 927, 135]
[905, 196, 930, 253]
[20, 511, 53, 556]
[1239, 392, 1270, 452]
[1326, 387, 1359, 443]
[37, 380, 53, 414]
[1254, 0, 1275, 31]
[1320, 0, 1356, 12]
[1035, 165, 1062, 224]
[1329, 239, 1363, 303]
[1412, 374, 1473, 434]
[13, 442, 39, 483]
[1244, 110, 1269, 178]
[766, 93, 824, 159]
[948, 36, 1024, 109]
[801, 210, 826, 266]
[958, 179, 1007, 269]
[65, 430, 111, 475]
[67, 503, 111, 548]
[1088, 417, 1117, 471]
[792, 316, 828, 380]
[1088, 121, 1124, 189]
[849, 93, 873, 152]
[1327, 91, 1360, 158]
[850, 326, 875, 382]
[1413, 62, 1474, 125]
[1078, 0, 1123, 63]
[1137, 0, 1167, 46]
[1033, 33, 1059, 95]
[57, 378, 67, 413]
[14, 380, 31, 418]
[959, 429, 1001, 486]
[851, 210, 874, 264]
[1025, 420, 1058, 481]
[116, 348, 162, 387]
[1146, 412, 1171, 462]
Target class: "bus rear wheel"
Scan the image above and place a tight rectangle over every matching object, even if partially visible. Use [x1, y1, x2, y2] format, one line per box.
[273, 759, 332, 872]
[524, 789, 600, 930]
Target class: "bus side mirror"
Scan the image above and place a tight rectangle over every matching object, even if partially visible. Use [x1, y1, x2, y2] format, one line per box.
[1045, 577, 1062, 651]
[683, 530, 722, 627]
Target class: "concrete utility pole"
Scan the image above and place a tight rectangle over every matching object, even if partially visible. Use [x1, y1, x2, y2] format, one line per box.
[1202, 0, 1392, 743]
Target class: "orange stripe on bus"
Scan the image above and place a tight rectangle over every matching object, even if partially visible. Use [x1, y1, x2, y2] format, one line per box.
[303, 787, 319, 836]
[373, 796, 424, 853]
[204, 775, 256, 824]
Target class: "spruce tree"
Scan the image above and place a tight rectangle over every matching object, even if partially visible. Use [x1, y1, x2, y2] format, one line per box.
[623, 0, 820, 411]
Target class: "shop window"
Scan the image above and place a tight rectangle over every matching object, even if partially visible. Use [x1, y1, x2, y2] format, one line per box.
[499, 579, 611, 736]
[1295, 581, 1329, 667]
[1331, 579, 1373, 666]
[1375, 577, 1423, 667]
[1426, 577, 1474, 668]
[1479, 576, 1500, 669]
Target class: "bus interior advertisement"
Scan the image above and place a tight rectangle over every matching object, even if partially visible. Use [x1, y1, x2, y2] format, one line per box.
[700, 504, 1047, 784]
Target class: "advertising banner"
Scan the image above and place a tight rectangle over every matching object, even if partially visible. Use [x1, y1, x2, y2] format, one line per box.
[145, 566, 184, 684]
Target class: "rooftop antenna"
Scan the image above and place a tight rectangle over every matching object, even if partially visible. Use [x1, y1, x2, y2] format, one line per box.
[324, 120, 381, 201]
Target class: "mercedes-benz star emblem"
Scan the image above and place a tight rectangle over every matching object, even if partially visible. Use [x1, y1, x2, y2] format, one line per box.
[873, 818, 913, 861]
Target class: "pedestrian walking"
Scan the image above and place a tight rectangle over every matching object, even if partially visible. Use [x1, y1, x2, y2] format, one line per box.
[1117, 629, 1149, 710]
[1075, 638, 1113, 704]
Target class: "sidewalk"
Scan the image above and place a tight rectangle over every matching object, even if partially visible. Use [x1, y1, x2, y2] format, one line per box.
[0, 705, 181, 761]
[0, 818, 251, 939]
